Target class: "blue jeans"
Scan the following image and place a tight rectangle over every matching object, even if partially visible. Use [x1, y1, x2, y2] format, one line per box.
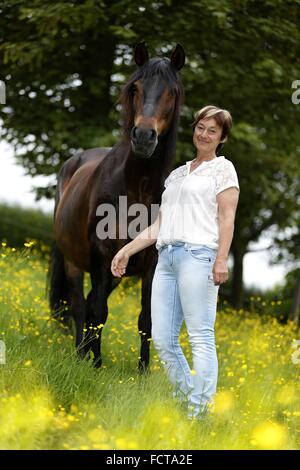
[151, 243, 220, 418]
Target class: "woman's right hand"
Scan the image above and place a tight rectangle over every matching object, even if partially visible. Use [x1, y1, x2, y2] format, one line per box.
[111, 248, 130, 278]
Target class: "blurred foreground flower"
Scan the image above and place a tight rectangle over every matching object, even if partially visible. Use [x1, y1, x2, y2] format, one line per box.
[211, 390, 235, 415]
[251, 421, 287, 449]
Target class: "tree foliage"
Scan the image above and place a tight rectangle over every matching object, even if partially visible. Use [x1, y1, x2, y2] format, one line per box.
[1, 0, 300, 304]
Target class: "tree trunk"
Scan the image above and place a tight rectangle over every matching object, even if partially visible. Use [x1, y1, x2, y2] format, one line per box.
[289, 277, 300, 325]
[230, 243, 246, 308]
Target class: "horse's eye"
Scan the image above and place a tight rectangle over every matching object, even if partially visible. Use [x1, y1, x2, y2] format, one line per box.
[131, 84, 138, 94]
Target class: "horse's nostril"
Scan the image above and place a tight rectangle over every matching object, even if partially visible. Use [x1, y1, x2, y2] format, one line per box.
[131, 126, 138, 140]
[150, 129, 156, 141]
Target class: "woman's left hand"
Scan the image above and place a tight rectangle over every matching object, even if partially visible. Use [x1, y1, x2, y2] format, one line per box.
[212, 257, 228, 285]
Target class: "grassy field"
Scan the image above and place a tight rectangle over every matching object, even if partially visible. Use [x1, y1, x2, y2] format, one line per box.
[0, 242, 299, 450]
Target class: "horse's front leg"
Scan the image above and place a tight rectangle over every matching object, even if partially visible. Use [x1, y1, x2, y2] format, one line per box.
[138, 261, 156, 373]
[85, 254, 112, 368]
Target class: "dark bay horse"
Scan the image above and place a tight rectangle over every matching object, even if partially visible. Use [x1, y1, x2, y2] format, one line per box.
[49, 42, 185, 370]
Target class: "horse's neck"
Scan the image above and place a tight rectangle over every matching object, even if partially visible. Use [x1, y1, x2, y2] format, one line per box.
[124, 137, 172, 184]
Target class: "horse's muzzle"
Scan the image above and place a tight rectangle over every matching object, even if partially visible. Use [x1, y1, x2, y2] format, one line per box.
[130, 126, 158, 158]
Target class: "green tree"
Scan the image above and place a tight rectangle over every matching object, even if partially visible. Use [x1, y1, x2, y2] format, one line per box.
[1, 0, 300, 307]
[269, 219, 300, 324]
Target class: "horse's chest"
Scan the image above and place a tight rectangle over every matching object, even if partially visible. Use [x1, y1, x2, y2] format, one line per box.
[122, 181, 155, 208]
[126, 192, 154, 207]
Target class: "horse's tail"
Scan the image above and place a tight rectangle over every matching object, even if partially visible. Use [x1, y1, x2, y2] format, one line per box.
[47, 165, 72, 329]
[48, 242, 71, 326]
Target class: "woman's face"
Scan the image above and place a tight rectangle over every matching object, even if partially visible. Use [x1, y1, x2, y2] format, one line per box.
[193, 117, 223, 154]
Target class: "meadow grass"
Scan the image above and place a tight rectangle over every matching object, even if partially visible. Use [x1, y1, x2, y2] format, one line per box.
[0, 242, 299, 450]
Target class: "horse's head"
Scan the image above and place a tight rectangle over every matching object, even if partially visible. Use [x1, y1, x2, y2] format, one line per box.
[122, 42, 185, 159]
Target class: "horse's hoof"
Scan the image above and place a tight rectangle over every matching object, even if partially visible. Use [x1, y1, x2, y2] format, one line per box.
[93, 357, 102, 369]
[138, 360, 149, 375]
[76, 345, 90, 362]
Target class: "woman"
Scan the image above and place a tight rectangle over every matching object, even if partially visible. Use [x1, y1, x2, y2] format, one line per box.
[111, 105, 240, 419]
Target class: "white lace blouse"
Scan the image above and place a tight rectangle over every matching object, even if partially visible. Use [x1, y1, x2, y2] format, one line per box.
[156, 156, 240, 250]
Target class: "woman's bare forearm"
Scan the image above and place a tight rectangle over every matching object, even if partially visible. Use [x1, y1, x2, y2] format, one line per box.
[122, 215, 160, 257]
[216, 217, 234, 261]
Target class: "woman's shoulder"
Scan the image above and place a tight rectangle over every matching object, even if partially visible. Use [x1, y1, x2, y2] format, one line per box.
[215, 155, 234, 166]
[215, 156, 238, 173]
[215, 156, 240, 194]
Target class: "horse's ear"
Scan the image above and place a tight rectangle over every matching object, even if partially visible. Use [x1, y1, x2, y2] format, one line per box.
[170, 43, 185, 71]
[134, 41, 149, 67]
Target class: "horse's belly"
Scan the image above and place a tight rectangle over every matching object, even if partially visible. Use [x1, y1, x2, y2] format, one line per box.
[55, 202, 91, 272]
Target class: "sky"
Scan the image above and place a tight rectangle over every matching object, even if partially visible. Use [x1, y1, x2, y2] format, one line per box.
[0, 140, 290, 291]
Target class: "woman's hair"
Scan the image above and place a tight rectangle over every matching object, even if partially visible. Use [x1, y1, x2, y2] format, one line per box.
[192, 105, 233, 154]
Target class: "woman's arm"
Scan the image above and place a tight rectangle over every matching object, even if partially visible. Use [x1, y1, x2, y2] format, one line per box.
[123, 213, 160, 257]
[214, 187, 239, 284]
[111, 213, 160, 277]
